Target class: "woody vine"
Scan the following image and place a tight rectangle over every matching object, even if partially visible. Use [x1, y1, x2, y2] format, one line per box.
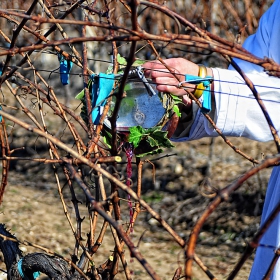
[0, 1, 279, 280]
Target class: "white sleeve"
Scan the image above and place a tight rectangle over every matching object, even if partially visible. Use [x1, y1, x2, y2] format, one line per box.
[209, 68, 280, 142]
[172, 0, 280, 143]
[172, 68, 280, 142]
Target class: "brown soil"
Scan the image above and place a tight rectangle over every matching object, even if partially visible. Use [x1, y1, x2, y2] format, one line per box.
[0, 135, 275, 280]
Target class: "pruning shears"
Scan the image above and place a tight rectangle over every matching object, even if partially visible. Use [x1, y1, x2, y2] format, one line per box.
[180, 75, 213, 114]
[114, 66, 157, 96]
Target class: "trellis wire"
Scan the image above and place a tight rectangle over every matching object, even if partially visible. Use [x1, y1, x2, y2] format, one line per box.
[0, 1, 278, 280]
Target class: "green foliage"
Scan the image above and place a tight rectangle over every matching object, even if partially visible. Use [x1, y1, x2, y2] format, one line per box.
[75, 80, 93, 100]
[117, 53, 127, 67]
[117, 54, 146, 69]
[75, 79, 95, 124]
[102, 129, 112, 149]
[75, 55, 179, 158]
[142, 191, 164, 203]
[170, 94, 182, 104]
[128, 126, 174, 157]
[173, 105, 181, 117]
[170, 94, 182, 117]
[129, 126, 146, 147]
[75, 89, 85, 100]
[133, 59, 146, 67]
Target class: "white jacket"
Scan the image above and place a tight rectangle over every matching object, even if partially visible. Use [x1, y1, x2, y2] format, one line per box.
[173, 0, 280, 279]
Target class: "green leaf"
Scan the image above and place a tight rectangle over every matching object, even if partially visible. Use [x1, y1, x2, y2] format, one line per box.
[146, 135, 159, 147]
[173, 104, 181, 117]
[150, 129, 174, 148]
[128, 126, 146, 147]
[75, 79, 92, 100]
[170, 94, 182, 105]
[75, 89, 85, 100]
[132, 59, 145, 67]
[128, 126, 174, 157]
[103, 134, 112, 149]
[144, 126, 162, 134]
[106, 65, 113, 74]
[136, 148, 164, 158]
[117, 54, 127, 67]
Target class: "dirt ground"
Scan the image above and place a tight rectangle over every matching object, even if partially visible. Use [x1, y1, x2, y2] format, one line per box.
[0, 0, 277, 279]
[0, 135, 276, 280]
[0, 176, 253, 280]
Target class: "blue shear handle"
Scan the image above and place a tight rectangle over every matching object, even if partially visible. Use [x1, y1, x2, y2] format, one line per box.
[201, 83, 211, 114]
[185, 74, 212, 114]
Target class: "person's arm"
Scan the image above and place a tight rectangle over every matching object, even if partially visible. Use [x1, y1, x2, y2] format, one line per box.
[208, 68, 280, 142]
[143, 58, 280, 142]
[143, 58, 214, 140]
[143, 0, 280, 143]
[143, 58, 213, 109]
